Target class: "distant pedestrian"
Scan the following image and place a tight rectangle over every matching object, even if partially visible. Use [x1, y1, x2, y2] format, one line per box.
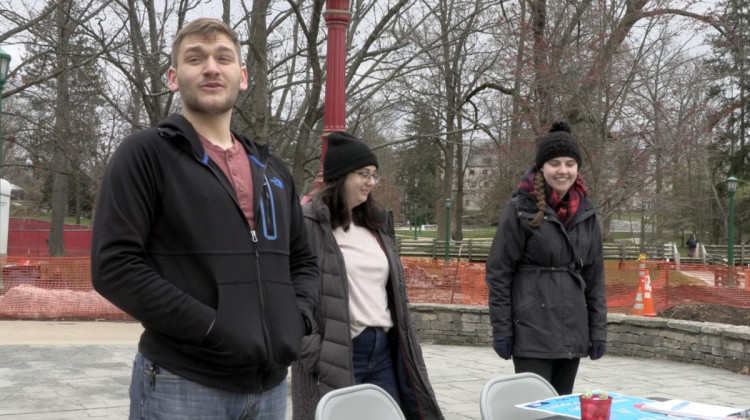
[485, 122, 607, 395]
[686, 234, 697, 258]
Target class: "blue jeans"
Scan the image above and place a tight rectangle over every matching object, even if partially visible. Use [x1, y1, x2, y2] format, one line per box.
[129, 352, 286, 419]
[351, 327, 401, 405]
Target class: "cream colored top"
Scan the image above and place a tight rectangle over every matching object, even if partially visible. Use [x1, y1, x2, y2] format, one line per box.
[333, 223, 393, 338]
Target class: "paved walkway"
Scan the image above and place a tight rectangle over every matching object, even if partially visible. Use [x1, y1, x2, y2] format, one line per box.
[0, 320, 749, 419]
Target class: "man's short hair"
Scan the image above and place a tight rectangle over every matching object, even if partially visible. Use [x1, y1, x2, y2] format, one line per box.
[171, 18, 242, 67]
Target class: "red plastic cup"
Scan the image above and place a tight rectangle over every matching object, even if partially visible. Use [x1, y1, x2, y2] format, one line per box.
[579, 395, 613, 420]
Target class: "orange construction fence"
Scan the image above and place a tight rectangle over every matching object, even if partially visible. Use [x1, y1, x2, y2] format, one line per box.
[401, 258, 750, 315]
[1, 256, 750, 320]
[0, 256, 127, 320]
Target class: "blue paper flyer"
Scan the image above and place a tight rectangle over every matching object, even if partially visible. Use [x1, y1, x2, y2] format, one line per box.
[517, 392, 678, 420]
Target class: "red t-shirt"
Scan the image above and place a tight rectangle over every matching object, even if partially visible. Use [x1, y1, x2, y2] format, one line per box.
[199, 134, 255, 229]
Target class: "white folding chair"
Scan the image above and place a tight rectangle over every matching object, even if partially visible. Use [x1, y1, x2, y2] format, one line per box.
[479, 372, 559, 420]
[315, 383, 405, 420]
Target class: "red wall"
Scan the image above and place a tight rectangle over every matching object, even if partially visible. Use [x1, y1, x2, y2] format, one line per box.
[7, 218, 92, 257]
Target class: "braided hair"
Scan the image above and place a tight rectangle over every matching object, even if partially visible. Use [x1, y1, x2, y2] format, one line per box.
[528, 171, 546, 227]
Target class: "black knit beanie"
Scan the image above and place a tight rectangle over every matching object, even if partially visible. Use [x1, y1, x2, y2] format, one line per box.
[324, 131, 379, 182]
[535, 122, 582, 168]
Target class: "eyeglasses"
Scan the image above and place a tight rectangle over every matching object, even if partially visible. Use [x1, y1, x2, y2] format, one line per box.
[355, 170, 380, 184]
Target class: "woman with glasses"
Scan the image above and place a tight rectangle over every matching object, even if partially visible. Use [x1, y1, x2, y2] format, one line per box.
[291, 131, 443, 420]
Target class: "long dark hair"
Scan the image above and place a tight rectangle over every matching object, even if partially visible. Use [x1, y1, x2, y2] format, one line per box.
[318, 176, 383, 231]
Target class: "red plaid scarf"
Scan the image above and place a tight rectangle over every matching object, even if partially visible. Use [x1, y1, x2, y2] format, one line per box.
[518, 169, 587, 228]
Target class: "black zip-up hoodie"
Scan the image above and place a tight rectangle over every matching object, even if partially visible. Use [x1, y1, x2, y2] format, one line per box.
[91, 114, 319, 393]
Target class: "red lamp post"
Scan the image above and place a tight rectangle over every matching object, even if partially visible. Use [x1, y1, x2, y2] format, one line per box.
[323, 0, 350, 133]
[302, 0, 350, 203]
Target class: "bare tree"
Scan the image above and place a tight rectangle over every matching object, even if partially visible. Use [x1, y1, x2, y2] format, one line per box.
[395, 0, 506, 240]
[2, 0, 746, 249]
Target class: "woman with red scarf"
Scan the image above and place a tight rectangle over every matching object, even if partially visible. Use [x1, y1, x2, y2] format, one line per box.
[485, 122, 607, 395]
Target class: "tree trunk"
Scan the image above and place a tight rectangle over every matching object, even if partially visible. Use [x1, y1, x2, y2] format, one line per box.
[509, 0, 528, 158]
[144, 0, 163, 120]
[248, 0, 270, 142]
[124, 0, 159, 126]
[49, 0, 73, 257]
[222, 0, 231, 25]
[434, 156, 445, 241]
[75, 169, 81, 225]
[530, 0, 551, 128]
[440, 140, 454, 241]
[291, 0, 324, 187]
[49, 152, 69, 257]
[600, 214, 612, 242]
[437, 0, 456, 242]
[453, 116, 464, 241]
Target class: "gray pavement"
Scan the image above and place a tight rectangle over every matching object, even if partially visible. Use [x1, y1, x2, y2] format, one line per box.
[0, 320, 749, 419]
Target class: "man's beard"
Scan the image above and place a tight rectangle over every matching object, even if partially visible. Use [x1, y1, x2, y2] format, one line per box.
[179, 77, 240, 116]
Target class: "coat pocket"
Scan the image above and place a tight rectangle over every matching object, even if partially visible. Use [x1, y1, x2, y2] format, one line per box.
[203, 279, 266, 367]
[263, 276, 306, 365]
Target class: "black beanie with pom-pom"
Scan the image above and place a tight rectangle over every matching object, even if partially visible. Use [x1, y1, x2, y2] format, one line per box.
[535, 121, 582, 169]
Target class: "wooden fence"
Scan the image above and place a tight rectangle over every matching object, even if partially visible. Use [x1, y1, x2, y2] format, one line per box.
[395, 238, 750, 265]
[699, 244, 750, 266]
[396, 239, 492, 261]
[601, 242, 676, 261]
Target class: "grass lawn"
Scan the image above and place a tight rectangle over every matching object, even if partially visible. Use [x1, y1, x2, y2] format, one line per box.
[10, 211, 91, 226]
[609, 231, 637, 240]
[608, 231, 692, 257]
[603, 261, 704, 286]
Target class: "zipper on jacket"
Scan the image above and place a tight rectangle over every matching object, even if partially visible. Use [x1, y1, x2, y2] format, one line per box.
[249, 158, 274, 366]
[178, 128, 277, 374]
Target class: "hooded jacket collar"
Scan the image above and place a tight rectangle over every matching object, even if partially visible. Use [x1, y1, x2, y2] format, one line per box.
[156, 114, 269, 164]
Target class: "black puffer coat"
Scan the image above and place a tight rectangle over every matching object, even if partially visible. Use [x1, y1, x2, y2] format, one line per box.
[486, 188, 606, 359]
[291, 197, 443, 420]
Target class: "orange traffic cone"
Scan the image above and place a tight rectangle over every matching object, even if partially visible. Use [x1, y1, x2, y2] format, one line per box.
[632, 274, 645, 315]
[641, 269, 657, 316]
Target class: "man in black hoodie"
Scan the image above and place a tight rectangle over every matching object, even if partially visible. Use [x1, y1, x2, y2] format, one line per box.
[91, 18, 319, 419]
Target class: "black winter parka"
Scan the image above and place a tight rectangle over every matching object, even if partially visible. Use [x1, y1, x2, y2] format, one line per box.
[291, 197, 443, 420]
[91, 114, 319, 393]
[486, 188, 606, 359]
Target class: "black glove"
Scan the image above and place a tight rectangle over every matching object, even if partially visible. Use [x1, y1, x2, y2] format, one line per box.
[493, 336, 513, 360]
[589, 340, 606, 360]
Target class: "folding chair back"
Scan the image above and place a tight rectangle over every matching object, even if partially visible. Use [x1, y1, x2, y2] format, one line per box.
[315, 383, 405, 420]
[479, 372, 559, 420]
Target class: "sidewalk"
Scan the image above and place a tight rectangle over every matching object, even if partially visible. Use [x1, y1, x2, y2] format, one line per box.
[0, 320, 748, 419]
